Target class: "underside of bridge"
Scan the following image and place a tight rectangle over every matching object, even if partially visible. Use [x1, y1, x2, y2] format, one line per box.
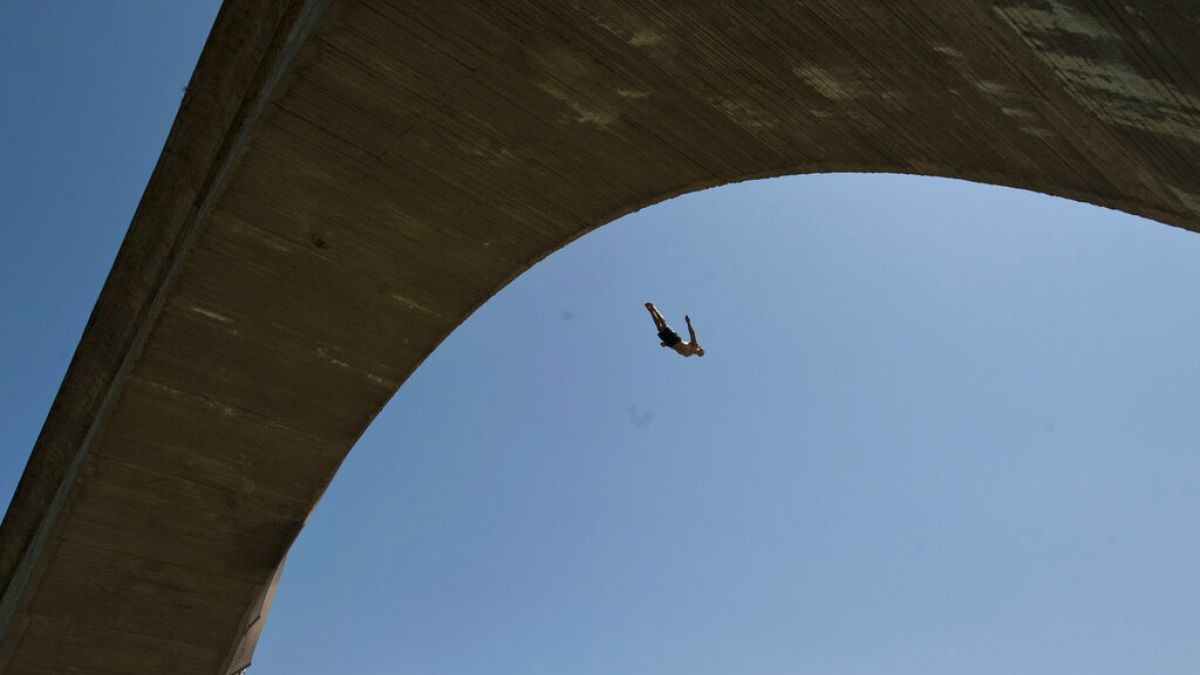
[2, 1, 1198, 672]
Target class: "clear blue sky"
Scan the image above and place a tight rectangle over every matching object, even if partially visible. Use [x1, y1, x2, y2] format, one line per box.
[3, 5, 1199, 675]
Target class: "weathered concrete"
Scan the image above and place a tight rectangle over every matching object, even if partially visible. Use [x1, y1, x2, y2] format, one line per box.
[2, 0, 1198, 672]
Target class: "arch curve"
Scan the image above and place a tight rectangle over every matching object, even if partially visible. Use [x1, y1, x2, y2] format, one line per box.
[2, 1, 1199, 673]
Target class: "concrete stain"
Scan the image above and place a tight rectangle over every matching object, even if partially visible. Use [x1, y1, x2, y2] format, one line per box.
[628, 29, 664, 47]
[538, 81, 619, 128]
[996, 0, 1200, 144]
[994, 0, 1114, 40]
[189, 306, 234, 324]
[793, 64, 862, 101]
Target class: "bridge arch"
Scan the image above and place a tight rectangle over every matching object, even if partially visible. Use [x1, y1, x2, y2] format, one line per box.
[2, 1, 1198, 673]
[252, 169, 1200, 672]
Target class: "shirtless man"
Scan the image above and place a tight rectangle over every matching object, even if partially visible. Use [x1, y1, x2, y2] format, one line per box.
[645, 302, 705, 357]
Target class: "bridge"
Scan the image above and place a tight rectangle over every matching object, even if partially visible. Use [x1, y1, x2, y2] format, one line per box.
[2, 1, 1198, 672]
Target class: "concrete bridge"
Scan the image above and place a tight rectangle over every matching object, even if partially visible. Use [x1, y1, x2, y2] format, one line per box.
[2, 1, 1198, 672]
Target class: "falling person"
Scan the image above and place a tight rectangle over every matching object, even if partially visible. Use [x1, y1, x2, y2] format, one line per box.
[644, 302, 705, 358]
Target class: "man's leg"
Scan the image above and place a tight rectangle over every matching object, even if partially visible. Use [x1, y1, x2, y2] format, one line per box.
[645, 302, 667, 331]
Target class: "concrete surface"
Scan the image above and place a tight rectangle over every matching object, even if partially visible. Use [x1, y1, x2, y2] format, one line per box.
[1, 0, 1198, 672]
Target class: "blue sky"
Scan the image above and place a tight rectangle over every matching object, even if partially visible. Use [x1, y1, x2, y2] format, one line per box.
[3, 5, 1199, 675]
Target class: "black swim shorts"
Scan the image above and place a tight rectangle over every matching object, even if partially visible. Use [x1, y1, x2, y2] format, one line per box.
[658, 328, 682, 347]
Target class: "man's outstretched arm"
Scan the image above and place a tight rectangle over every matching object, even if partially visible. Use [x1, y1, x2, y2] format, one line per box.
[685, 315, 697, 342]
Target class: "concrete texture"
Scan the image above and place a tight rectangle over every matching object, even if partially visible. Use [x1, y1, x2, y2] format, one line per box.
[1, 0, 1198, 672]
